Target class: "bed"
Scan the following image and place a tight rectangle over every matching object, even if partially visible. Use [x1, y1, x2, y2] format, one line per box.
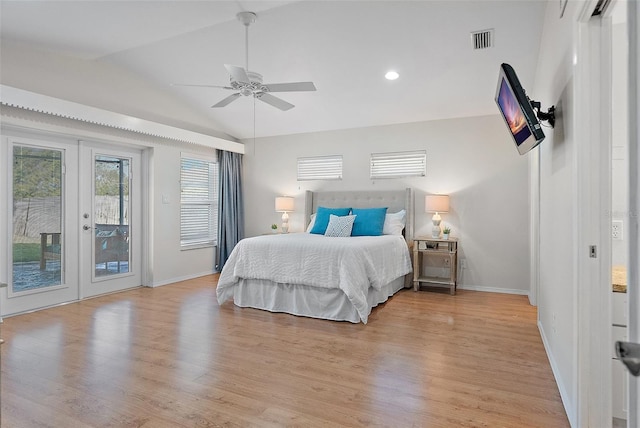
[216, 188, 414, 323]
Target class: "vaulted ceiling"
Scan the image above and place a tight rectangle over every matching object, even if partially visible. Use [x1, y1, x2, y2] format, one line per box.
[0, 1, 547, 140]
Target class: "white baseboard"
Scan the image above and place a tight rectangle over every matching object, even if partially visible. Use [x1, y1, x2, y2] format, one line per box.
[457, 284, 529, 295]
[538, 320, 576, 428]
[151, 270, 217, 287]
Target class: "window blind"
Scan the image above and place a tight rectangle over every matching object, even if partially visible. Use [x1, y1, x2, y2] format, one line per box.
[370, 150, 426, 179]
[180, 157, 218, 247]
[297, 155, 343, 181]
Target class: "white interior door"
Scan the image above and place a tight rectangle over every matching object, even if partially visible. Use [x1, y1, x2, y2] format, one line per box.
[627, 0, 640, 425]
[79, 142, 142, 298]
[1, 135, 80, 316]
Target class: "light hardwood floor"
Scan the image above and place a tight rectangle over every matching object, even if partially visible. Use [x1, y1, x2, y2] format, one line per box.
[1, 275, 569, 427]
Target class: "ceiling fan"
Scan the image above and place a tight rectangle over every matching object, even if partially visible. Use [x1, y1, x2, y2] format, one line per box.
[173, 11, 316, 111]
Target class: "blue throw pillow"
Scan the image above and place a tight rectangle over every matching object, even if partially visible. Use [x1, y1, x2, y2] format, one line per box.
[310, 206, 352, 234]
[351, 207, 388, 236]
[324, 214, 356, 237]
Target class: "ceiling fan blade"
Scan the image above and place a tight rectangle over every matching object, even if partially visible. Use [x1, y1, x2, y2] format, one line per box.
[212, 93, 241, 108]
[224, 64, 250, 84]
[263, 82, 317, 92]
[257, 93, 294, 111]
[171, 83, 234, 90]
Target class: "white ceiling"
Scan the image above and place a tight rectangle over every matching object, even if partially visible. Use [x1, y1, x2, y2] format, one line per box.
[0, 0, 547, 140]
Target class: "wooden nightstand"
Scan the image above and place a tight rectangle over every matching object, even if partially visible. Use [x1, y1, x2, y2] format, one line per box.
[413, 237, 458, 295]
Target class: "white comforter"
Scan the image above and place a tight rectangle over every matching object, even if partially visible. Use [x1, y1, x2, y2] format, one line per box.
[216, 233, 412, 322]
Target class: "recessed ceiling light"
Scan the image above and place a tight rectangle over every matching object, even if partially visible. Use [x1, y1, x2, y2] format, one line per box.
[385, 71, 399, 80]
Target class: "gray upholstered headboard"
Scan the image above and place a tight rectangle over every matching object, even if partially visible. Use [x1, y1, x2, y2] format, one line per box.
[304, 188, 414, 243]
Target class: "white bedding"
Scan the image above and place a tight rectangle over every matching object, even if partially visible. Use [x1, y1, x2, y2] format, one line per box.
[216, 233, 412, 323]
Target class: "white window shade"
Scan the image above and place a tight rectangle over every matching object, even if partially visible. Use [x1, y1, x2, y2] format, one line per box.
[180, 157, 218, 248]
[297, 155, 343, 181]
[370, 150, 426, 179]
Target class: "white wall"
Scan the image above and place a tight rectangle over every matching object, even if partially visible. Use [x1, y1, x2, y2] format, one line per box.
[150, 144, 218, 286]
[243, 115, 530, 294]
[532, 2, 583, 425]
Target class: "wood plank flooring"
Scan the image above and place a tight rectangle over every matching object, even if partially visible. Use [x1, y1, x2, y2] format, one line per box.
[1, 275, 569, 427]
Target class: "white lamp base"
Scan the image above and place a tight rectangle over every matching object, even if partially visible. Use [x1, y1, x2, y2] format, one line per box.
[431, 212, 442, 238]
[281, 212, 289, 233]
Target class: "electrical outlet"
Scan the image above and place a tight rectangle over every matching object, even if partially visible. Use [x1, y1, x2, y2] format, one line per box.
[612, 220, 623, 240]
[460, 258, 467, 269]
[443, 258, 450, 267]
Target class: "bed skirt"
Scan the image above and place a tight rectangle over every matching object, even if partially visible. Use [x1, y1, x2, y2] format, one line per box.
[217, 276, 406, 324]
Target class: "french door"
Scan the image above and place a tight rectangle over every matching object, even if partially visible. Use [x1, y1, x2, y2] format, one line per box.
[1, 135, 143, 316]
[79, 142, 142, 298]
[2, 136, 80, 316]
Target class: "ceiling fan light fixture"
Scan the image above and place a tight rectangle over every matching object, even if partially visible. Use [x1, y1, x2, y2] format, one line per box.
[385, 70, 400, 80]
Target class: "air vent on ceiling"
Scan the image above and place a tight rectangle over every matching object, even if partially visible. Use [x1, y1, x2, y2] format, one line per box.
[471, 29, 494, 50]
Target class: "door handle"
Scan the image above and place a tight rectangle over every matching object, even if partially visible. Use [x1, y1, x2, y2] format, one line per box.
[83, 225, 92, 231]
[616, 341, 640, 376]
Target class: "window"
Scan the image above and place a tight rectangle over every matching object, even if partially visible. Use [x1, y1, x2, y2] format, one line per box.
[180, 156, 218, 248]
[297, 155, 343, 181]
[370, 150, 426, 179]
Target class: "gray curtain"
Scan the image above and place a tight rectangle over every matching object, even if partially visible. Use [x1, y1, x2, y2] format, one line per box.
[217, 150, 244, 270]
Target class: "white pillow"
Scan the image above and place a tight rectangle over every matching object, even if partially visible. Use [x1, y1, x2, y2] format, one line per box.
[324, 214, 356, 237]
[383, 209, 406, 235]
[306, 213, 316, 233]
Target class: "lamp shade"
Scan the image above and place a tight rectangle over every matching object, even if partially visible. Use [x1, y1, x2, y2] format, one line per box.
[425, 195, 449, 213]
[275, 196, 295, 212]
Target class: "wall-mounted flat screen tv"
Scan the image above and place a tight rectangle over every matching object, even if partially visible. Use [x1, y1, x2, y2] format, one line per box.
[495, 63, 545, 155]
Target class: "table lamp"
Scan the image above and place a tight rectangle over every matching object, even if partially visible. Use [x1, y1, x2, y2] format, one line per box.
[275, 196, 295, 233]
[425, 194, 449, 238]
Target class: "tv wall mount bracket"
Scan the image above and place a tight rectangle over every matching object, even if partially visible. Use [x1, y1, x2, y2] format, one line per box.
[530, 100, 556, 128]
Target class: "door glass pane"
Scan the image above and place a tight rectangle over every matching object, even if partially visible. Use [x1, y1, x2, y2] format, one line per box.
[94, 156, 130, 277]
[12, 146, 63, 292]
